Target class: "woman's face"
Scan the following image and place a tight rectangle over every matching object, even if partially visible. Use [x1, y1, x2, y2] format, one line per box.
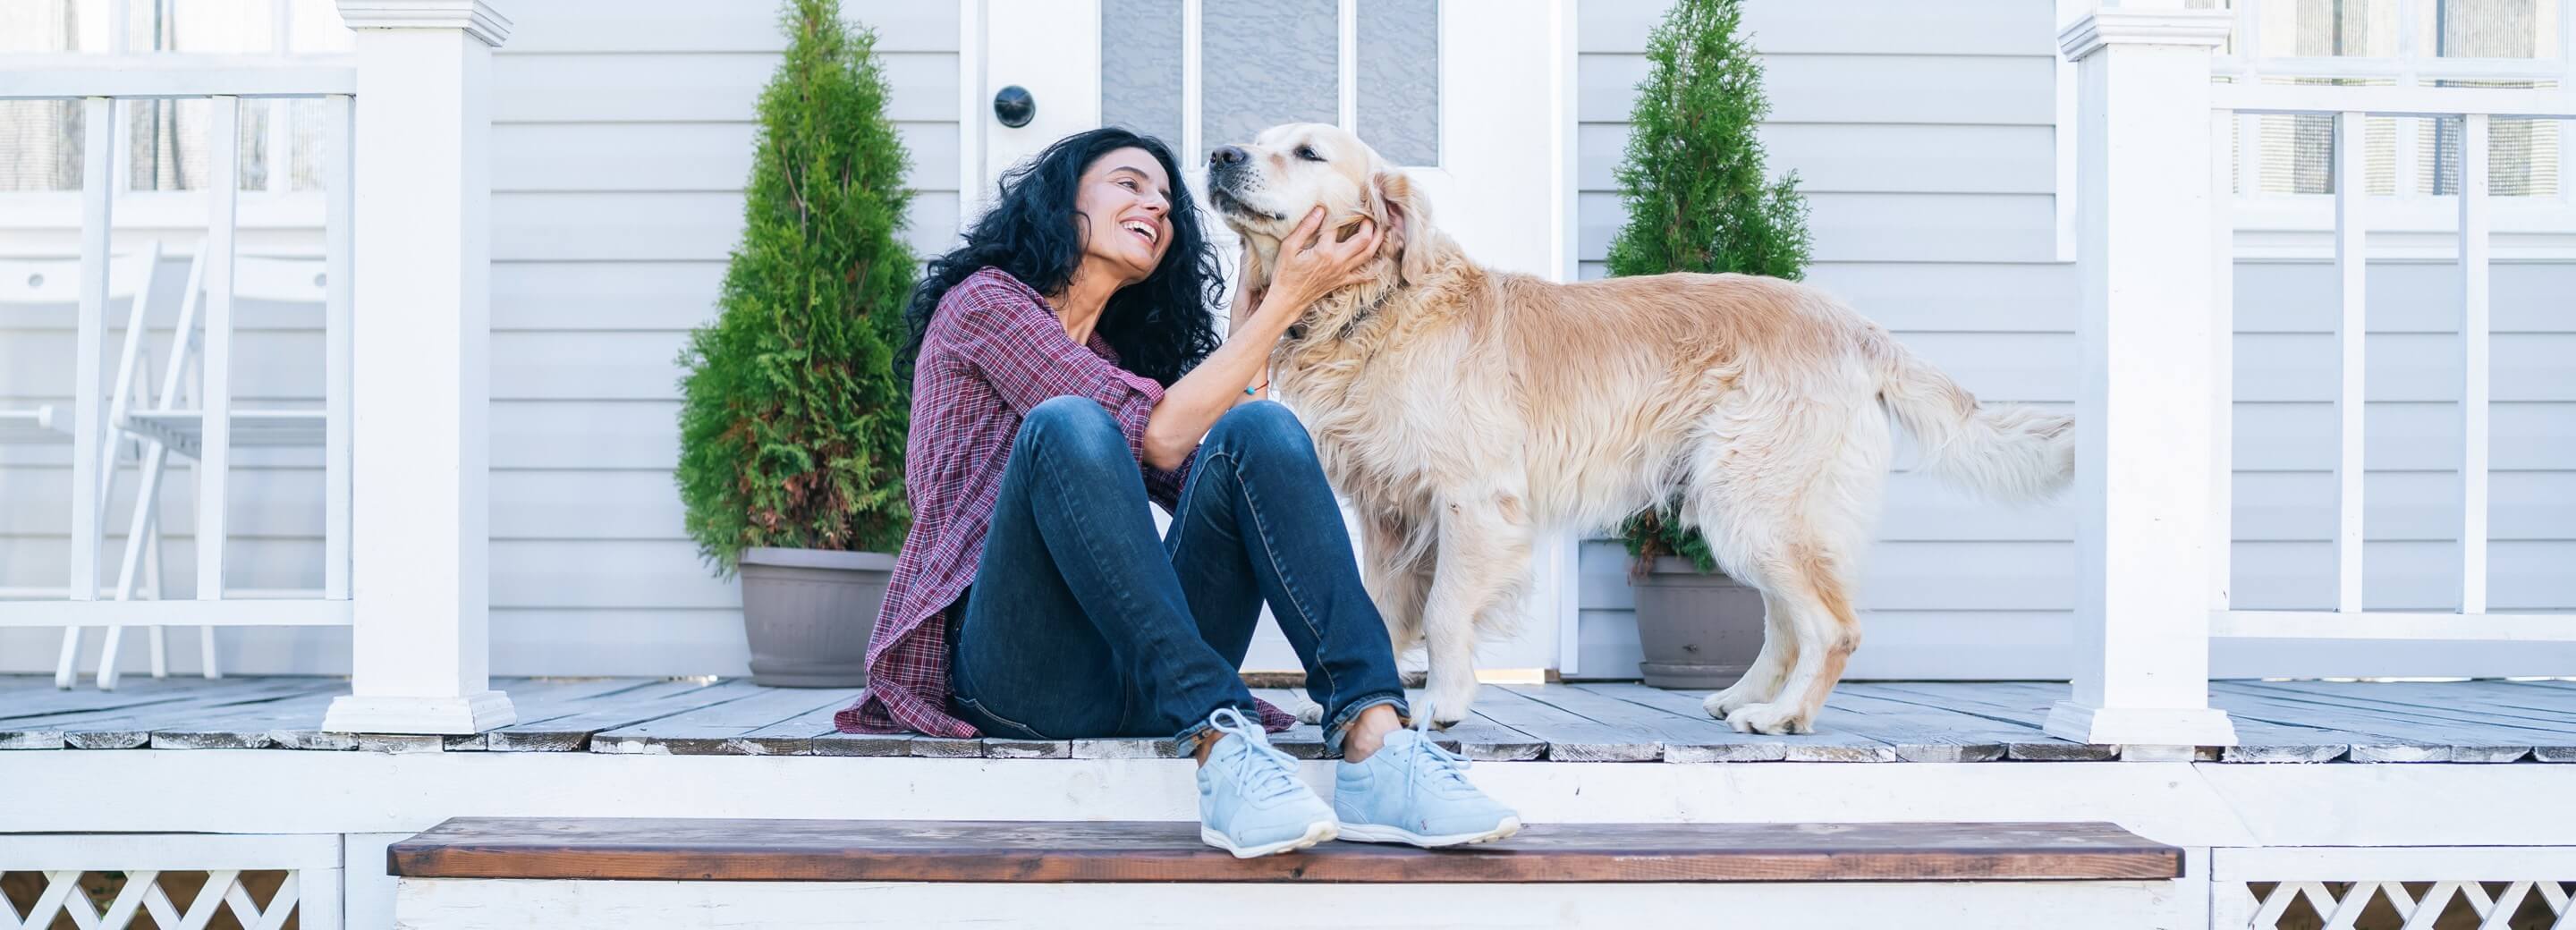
[1074, 147, 1174, 287]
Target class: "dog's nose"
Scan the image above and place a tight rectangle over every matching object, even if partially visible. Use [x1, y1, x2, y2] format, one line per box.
[1210, 145, 1248, 167]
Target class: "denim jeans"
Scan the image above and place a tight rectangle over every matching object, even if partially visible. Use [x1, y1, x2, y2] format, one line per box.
[945, 395, 1409, 756]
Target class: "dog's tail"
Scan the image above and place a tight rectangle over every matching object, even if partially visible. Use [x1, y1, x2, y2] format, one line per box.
[1864, 327, 2074, 503]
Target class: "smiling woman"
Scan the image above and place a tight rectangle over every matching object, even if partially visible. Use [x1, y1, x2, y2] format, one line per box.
[844, 125, 1516, 859]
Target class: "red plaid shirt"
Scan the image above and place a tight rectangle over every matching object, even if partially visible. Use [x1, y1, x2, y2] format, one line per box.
[835, 267, 1294, 739]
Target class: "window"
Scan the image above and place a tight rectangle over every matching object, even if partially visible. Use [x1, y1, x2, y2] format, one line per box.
[0, 0, 353, 194]
[1098, 0, 1441, 168]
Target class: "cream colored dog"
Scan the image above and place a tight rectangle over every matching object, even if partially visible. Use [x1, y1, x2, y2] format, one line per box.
[1208, 123, 2074, 734]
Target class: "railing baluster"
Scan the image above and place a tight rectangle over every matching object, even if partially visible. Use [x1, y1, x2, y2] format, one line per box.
[198, 97, 241, 604]
[70, 97, 114, 605]
[2458, 113, 2490, 617]
[326, 94, 355, 601]
[2210, 107, 2236, 614]
[2334, 110, 2367, 614]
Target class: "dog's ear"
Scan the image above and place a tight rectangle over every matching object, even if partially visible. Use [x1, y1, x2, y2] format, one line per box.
[1368, 165, 1436, 285]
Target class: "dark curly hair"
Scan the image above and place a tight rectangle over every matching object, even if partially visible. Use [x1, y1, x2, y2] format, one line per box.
[899, 128, 1224, 386]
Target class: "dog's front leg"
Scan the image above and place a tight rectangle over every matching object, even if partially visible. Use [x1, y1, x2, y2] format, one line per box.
[1413, 496, 1531, 728]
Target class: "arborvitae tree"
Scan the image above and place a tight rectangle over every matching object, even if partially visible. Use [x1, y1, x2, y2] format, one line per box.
[676, 0, 917, 572]
[1608, 0, 1813, 575]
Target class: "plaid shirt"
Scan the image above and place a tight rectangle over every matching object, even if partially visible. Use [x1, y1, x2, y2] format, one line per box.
[835, 267, 1295, 739]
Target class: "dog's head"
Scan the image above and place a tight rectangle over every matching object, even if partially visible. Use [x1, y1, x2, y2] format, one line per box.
[1206, 123, 1437, 296]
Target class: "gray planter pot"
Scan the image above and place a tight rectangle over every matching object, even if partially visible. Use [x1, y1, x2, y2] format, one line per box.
[737, 547, 896, 688]
[1628, 556, 1766, 689]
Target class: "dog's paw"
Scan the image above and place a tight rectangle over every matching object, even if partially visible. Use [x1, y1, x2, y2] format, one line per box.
[1724, 701, 1814, 736]
[1414, 680, 1479, 731]
[1702, 682, 1767, 719]
[1294, 703, 1325, 725]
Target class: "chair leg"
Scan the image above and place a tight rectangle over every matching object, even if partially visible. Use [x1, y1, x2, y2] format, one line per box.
[96, 626, 124, 690]
[54, 628, 82, 689]
[200, 626, 222, 680]
[149, 627, 168, 680]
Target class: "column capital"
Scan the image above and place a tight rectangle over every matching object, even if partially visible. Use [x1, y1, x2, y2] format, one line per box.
[2060, 7, 2231, 63]
[335, 0, 513, 47]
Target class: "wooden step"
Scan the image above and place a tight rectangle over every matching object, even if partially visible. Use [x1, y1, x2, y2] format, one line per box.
[388, 817, 2181, 884]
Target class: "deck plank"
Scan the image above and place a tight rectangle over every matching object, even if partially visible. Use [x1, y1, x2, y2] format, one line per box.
[3, 678, 335, 749]
[442, 678, 682, 750]
[1855, 681, 2354, 763]
[0, 674, 276, 721]
[1586, 682, 1900, 762]
[1530, 683, 1790, 762]
[146, 689, 353, 750]
[1819, 689, 2111, 762]
[389, 817, 2183, 883]
[487, 680, 765, 752]
[2212, 681, 2566, 762]
[1466, 686, 1660, 761]
[590, 687, 867, 756]
[2245, 681, 2576, 735]
[2204, 686, 2526, 763]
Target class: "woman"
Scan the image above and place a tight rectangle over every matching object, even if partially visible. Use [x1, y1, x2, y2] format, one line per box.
[833, 128, 1518, 858]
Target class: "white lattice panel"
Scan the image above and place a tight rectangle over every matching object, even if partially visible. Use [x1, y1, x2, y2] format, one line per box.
[0, 870, 301, 930]
[2216, 848, 2576, 930]
[0, 834, 338, 930]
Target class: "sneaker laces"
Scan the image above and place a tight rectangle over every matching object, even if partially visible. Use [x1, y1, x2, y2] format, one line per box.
[1208, 706, 1308, 804]
[1402, 714, 1474, 799]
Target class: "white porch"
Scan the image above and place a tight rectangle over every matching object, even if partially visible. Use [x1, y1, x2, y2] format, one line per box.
[2, 0, 2574, 926]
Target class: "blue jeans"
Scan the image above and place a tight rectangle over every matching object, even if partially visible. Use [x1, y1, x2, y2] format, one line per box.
[945, 396, 1409, 756]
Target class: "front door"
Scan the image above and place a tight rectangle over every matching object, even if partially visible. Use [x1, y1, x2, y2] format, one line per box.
[970, 0, 1579, 678]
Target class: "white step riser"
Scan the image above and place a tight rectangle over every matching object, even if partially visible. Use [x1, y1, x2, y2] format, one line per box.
[394, 877, 2203, 929]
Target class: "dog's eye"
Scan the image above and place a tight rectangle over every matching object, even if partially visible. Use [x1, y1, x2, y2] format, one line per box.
[1295, 146, 1323, 162]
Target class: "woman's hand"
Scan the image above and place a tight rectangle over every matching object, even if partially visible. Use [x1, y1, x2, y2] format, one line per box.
[1260, 207, 1383, 318]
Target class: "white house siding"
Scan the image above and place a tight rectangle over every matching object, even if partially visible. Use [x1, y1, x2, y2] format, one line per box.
[6, 0, 2567, 681]
[1, 1, 962, 676]
[1572, 0, 2575, 681]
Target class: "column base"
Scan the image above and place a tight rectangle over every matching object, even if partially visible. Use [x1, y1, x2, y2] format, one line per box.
[323, 689, 516, 735]
[2045, 700, 2237, 749]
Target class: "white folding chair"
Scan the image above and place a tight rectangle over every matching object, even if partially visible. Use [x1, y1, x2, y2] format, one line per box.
[74, 253, 334, 689]
[0, 243, 169, 685]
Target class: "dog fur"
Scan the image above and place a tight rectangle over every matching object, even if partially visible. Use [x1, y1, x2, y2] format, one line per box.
[1208, 124, 2074, 734]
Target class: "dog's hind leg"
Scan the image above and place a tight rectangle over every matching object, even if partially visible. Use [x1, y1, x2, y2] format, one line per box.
[1414, 494, 1533, 728]
[1703, 589, 1798, 718]
[1712, 399, 1890, 735]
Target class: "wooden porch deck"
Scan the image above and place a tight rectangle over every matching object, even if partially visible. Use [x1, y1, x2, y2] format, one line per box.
[4, 675, 2574, 764]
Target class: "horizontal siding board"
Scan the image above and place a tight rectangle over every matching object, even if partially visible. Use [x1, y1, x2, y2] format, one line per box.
[1579, 191, 2059, 264]
[493, 122, 961, 193]
[493, 51, 958, 123]
[492, 190, 962, 261]
[492, 540, 735, 610]
[495, 262, 725, 332]
[2234, 401, 2574, 471]
[493, 401, 678, 471]
[2236, 261, 2576, 334]
[504, 0, 959, 55]
[1580, 53, 2055, 127]
[1580, 0, 2055, 57]
[491, 471, 691, 542]
[1579, 123, 2057, 195]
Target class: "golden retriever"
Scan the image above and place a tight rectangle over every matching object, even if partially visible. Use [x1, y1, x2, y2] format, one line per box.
[1208, 123, 2074, 734]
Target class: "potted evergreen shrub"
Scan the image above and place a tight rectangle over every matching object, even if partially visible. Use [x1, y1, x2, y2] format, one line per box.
[675, 0, 916, 687]
[1606, 0, 1812, 689]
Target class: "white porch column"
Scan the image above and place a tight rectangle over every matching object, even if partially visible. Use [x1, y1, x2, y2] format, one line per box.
[322, 0, 516, 734]
[2043, 3, 2238, 749]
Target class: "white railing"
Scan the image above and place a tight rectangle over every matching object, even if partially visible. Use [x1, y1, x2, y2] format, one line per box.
[4, 1, 519, 735]
[2207, 84, 2576, 642]
[0, 58, 359, 684]
[2045, 2, 2572, 748]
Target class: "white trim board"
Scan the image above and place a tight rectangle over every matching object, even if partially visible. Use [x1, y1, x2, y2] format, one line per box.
[8, 751, 2576, 850]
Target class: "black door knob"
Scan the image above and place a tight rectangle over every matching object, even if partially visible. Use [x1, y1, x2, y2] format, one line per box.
[993, 85, 1035, 128]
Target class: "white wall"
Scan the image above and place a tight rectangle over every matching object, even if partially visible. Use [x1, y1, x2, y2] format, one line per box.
[1570, 0, 2576, 681]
